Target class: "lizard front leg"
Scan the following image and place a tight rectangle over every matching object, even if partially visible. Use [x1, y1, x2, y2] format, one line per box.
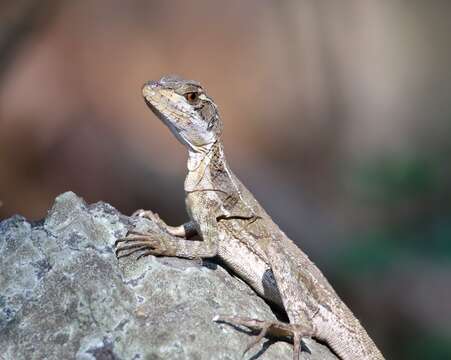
[132, 209, 198, 238]
[116, 210, 218, 260]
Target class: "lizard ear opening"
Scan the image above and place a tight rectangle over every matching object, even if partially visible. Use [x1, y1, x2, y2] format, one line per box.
[207, 115, 223, 136]
[212, 119, 223, 138]
[207, 117, 216, 131]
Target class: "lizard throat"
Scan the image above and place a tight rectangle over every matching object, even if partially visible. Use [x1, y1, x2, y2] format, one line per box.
[185, 141, 222, 192]
[187, 141, 217, 172]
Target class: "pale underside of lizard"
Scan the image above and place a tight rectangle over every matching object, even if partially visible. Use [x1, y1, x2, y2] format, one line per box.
[115, 75, 385, 360]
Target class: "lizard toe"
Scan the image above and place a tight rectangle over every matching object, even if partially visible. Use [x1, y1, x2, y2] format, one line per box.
[213, 315, 315, 360]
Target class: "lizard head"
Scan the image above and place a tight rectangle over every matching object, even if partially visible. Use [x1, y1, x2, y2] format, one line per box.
[142, 75, 223, 153]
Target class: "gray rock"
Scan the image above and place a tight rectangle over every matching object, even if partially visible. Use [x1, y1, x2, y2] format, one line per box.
[0, 192, 337, 360]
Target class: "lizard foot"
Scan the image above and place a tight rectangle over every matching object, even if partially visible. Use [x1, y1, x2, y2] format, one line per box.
[213, 315, 314, 360]
[115, 231, 172, 259]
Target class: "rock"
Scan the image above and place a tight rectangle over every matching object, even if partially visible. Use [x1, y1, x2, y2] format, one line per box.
[0, 192, 337, 360]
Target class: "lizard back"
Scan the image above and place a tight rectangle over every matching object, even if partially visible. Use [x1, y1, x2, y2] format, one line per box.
[185, 141, 384, 359]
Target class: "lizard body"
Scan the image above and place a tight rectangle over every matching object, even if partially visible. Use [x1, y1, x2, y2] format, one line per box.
[116, 76, 384, 360]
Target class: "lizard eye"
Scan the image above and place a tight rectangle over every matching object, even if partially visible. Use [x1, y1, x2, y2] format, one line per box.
[185, 92, 199, 104]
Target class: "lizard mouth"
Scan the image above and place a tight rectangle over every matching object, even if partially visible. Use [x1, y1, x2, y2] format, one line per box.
[143, 97, 163, 121]
[143, 97, 157, 115]
[143, 95, 172, 124]
[143, 93, 196, 150]
[143, 96, 178, 130]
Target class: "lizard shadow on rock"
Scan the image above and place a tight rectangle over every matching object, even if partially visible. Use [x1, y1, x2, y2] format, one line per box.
[201, 257, 219, 270]
[246, 339, 313, 360]
[214, 320, 274, 359]
[216, 319, 311, 359]
[248, 339, 276, 360]
[248, 337, 313, 360]
[261, 268, 290, 323]
[211, 258, 290, 323]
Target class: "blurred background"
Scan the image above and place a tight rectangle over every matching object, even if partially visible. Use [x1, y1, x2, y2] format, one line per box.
[1, 1, 450, 358]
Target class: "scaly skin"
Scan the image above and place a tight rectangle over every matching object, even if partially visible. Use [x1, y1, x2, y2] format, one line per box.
[116, 75, 385, 360]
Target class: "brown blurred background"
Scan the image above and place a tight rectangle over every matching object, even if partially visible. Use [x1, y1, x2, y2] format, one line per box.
[1, 1, 451, 358]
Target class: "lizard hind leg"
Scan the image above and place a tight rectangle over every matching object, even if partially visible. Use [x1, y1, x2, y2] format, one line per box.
[213, 315, 315, 360]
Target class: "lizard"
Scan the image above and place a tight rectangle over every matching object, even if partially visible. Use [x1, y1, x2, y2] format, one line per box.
[115, 75, 385, 360]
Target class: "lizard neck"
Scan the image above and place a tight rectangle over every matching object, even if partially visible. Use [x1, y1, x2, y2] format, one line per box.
[185, 140, 259, 219]
[185, 141, 227, 192]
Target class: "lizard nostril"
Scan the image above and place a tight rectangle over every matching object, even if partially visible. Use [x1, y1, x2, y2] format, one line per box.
[142, 80, 158, 90]
[142, 81, 160, 98]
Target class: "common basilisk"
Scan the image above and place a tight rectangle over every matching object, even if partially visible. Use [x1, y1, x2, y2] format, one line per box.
[116, 76, 384, 360]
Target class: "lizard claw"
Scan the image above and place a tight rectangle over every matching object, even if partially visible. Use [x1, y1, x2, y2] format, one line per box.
[242, 324, 270, 356]
[115, 232, 168, 259]
[213, 315, 314, 360]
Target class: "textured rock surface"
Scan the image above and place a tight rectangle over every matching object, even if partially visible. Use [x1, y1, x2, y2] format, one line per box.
[0, 192, 337, 360]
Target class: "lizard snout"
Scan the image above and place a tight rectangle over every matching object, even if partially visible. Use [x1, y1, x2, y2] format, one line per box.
[142, 81, 162, 101]
[142, 80, 159, 91]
